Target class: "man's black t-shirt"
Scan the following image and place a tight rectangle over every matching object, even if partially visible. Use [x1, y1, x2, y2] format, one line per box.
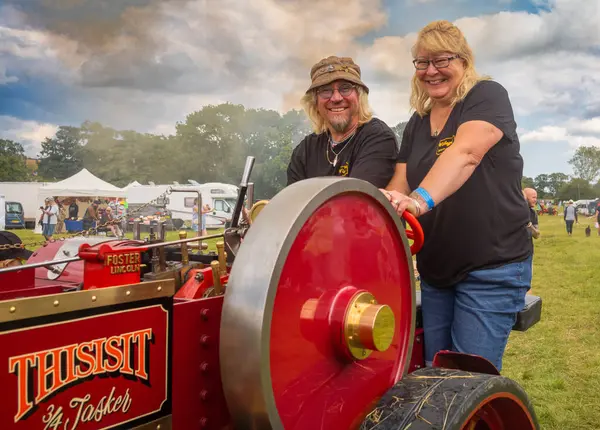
[287, 118, 398, 189]
[529, 207, 539, 227]
[397, 80, 532, 288]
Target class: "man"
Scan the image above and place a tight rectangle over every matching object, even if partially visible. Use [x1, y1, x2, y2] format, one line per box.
[287, 56, 398, 188]
[523, 188, 541, 239]
[564, 199, 578, 236]
[83, 200, 100, 234]
[42, 197, 59, 240]
[0, 231, 33, 268]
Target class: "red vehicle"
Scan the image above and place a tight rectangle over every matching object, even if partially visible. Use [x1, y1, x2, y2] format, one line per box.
[0, 161, 542, 429]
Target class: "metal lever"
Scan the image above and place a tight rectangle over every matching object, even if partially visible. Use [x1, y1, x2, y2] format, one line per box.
[231, 156, 255, 228]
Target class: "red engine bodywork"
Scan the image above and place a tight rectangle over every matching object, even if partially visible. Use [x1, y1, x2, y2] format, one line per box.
[0, 238, 427, 430]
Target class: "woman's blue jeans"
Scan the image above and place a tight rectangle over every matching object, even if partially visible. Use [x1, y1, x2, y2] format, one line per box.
[420, 255, 532, 372]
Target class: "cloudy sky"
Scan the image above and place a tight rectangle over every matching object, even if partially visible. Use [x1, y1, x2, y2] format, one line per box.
[1, 0, 599, 178]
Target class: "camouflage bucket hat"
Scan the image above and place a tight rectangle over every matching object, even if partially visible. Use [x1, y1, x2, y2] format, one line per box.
[307, 56, 369, 94]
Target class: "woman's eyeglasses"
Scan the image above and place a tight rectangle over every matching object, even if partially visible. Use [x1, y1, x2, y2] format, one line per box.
[413, 55, 460, 70]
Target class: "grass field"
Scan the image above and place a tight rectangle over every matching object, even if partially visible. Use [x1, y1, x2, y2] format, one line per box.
[502, 214, 600, 430]
[9, 215, 600, 429]
[14, 228, 225, 252]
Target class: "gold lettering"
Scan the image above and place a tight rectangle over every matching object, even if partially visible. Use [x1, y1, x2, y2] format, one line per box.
[67, 387, 132, 430]
[133, 328, 153, 380]
[104, 336, 124, 372]
[75, 342, 95, 379]
[35, 350, 62, 404]
[9, 354, 38, 422]
[10, 328, 153, 423]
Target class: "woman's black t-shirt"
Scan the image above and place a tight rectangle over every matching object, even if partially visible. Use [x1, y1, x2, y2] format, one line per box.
[397, 80, 532, 288]
[287, 118, 398, 189]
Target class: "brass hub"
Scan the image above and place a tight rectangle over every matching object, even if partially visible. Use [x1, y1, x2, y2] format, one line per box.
[344, 292, 395, 360]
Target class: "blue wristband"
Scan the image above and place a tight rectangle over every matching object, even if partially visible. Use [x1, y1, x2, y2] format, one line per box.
[414, 187, 435, 210]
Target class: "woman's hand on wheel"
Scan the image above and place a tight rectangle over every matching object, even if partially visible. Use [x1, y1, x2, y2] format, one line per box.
[379, 189, 422, 217]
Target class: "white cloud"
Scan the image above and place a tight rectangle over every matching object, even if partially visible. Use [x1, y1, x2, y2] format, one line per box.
[0, 0, 599, 178]
[521, 118, 600, 148]
[0, 116, 59, 156]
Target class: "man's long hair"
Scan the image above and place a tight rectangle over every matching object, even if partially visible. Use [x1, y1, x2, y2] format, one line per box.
[301, 86, 373, 134]
[410, 20, 491, 117]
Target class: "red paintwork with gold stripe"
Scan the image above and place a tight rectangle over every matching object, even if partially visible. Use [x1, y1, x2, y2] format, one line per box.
[0, 304, 169, 429]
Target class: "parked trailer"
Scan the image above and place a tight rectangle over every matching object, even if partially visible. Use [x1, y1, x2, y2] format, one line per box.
[125, 182, 239, 229]
[0, 182, 52, 229]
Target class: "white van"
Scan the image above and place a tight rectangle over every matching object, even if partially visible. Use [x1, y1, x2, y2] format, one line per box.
[125, 182, 239, 229]
[0, 195, 5, 230]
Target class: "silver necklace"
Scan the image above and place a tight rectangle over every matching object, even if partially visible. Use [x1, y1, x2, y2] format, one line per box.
[326, 131, 356, 167]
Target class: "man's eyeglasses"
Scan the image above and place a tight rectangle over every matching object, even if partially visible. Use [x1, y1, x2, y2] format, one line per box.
[413, 55, 460, 70]
[316, 84, 356, 100]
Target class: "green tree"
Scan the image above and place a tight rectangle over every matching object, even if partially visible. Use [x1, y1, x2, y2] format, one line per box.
[391, 121, 408, 150]
[38, 126, 84, 180]
[568, 146, 600, 183]
[534, 174, 550, 198]
[557, 178, 595, 201]
[546, 172, 570, 197]
[521, 176, 535, 189]
[0, 139, 30, 181]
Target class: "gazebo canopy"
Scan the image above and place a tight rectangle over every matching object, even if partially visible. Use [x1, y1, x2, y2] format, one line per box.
[37, 168, 126, 199]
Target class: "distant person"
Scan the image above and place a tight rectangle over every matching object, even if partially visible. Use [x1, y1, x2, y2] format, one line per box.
[42, 197, 58, 240]
[596, 202, 600, 236]
[104, 207, 124, 238]
[69, 199, 79, 219]
[523, 188, 541, 240]
[201, 204, 212, 236]
[287, 55, 398, 188]
[55, 198, 67, 234]
[83, 200, 100, 234]
[564, 200, 578, 236]
[191, 201, 199, 233]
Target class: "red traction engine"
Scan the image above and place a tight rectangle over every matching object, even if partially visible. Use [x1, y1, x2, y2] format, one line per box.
[0, 177, 541, 430]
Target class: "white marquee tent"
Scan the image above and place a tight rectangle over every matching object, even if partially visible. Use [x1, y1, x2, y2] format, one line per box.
[34, 169, 126, 233]
[37, 169, 126, 201]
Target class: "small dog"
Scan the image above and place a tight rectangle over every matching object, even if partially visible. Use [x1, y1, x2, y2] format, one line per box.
[585, 225, 591, 237]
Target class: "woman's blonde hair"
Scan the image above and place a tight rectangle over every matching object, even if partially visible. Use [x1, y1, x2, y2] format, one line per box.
[410, 20, 490, 117]
[300, 85, 373, 134]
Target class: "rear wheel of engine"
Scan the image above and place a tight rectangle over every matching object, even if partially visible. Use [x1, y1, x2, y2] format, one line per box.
[220, 177, 418, 430]
[360, 367, 539, 430]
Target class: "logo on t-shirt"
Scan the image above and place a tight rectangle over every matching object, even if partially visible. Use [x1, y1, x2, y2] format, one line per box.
[338, 161, 349, 177]
[436, 136, 455, 156]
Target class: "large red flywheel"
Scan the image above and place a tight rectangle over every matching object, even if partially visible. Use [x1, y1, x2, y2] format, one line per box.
[220, 177, 419, 429]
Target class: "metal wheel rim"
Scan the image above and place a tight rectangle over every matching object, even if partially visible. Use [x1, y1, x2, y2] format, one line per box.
[461, 392, 538, 430]
[219, 177, 416, 430]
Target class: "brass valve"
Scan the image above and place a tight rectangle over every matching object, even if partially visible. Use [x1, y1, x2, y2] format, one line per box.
[179, 230, 189, 265]
[216, 241, 227, 276]
[210, 260, 223, 295]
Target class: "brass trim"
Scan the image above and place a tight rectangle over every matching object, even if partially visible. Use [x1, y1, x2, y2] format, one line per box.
[343, 291, 396, 360]
[131, 414, 172, 430]
[0, 279, 175, 324]
[248, 199, 269, 222]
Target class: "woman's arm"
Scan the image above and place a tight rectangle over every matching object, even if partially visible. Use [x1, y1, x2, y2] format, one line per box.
[382, 81, 512, 217]
[385, 163, 411, 195]
[410, 120, 502, 211]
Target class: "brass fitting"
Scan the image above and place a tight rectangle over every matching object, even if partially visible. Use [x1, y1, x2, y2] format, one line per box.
[210, 260, 223, 295]
[344, 292, 395, 360]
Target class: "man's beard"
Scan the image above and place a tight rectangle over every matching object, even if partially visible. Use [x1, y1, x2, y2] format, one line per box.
[330, 116, 351, 133]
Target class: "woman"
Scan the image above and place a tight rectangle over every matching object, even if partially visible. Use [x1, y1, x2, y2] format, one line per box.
[382, 20, 532, 372]
[563, 200, 577, 235]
